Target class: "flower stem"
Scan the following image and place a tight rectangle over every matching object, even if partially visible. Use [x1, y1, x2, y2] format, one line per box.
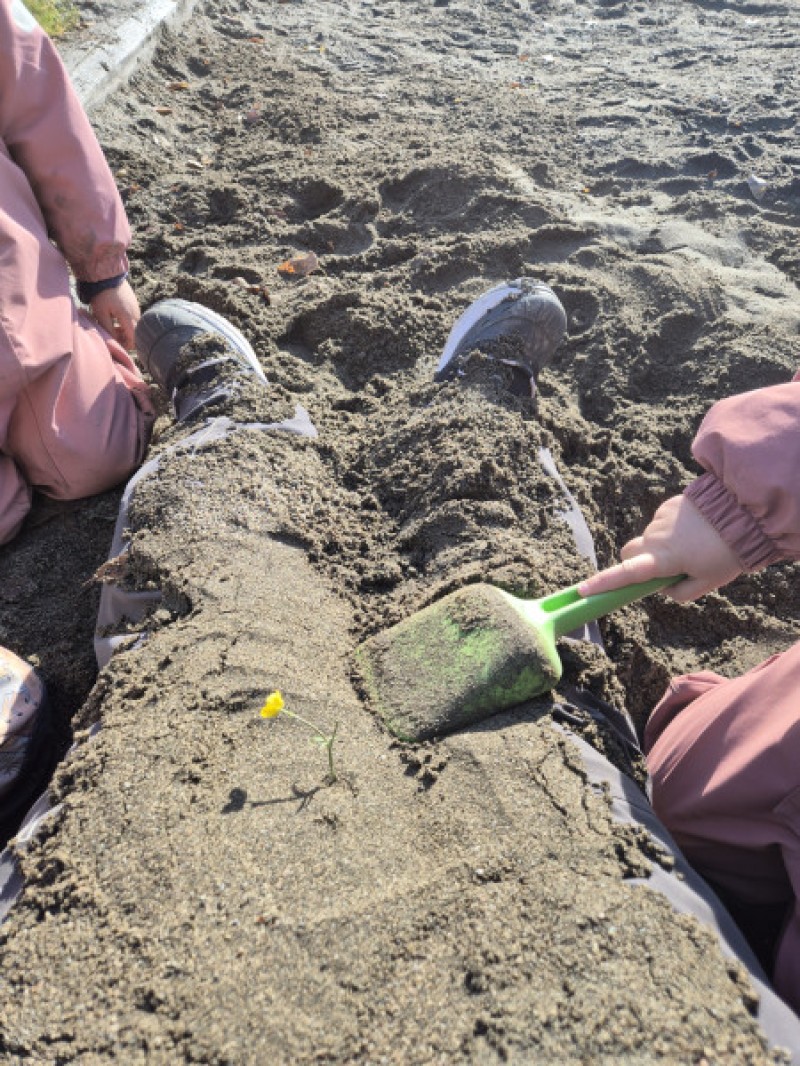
[326, 722, 339, 783]
[284, 709, 338, 783]
[284, 708, 327, 739]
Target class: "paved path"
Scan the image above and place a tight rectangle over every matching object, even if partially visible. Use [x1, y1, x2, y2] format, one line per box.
[59, 0, 198, 109]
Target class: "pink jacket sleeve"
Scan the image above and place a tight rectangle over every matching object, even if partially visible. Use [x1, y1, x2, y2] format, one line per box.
[684, 372, 800, 570]
[0, 0, 130, 281]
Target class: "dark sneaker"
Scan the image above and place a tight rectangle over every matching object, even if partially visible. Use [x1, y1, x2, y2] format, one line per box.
[435, 279, 567, 397]
[135, 299, 267, 420]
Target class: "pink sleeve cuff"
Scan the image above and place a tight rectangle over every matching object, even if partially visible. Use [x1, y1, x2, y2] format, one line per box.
[685, 472, 784, 572]
[83, 248, 130, 286]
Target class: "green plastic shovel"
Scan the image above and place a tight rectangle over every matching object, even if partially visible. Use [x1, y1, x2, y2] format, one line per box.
[355, 575, 680, 741]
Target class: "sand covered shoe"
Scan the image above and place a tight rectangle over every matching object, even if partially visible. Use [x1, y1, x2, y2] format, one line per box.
[135, 298, 268, 421]
[435, 279, 567, 397]
[0, 648, 57, 842]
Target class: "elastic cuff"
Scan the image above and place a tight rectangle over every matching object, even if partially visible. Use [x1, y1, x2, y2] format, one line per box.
[76, 272, 128, 305]
[685, 473, 783, 571]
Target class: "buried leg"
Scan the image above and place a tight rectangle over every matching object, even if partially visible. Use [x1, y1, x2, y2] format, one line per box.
[434, 278, 604, 638]
[0, 301, 317, 908]
[434, 279, 643, 743]
[430, 280, 800, 1049]
[94, 300, 318, 668]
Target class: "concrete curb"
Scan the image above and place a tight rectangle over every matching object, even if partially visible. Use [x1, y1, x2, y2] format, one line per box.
[61, 0, 200, 111]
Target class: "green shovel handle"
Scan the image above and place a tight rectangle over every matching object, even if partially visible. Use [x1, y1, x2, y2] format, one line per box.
[537, 575, 684, 640]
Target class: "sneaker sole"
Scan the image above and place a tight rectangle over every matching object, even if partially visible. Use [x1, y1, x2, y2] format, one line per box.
[436, 279, 564, 378]
[137, 299, 267, 384]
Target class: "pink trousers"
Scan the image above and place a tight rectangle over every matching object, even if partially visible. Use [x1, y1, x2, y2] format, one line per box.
[0, 153, 154, 545]
[646, 642, 800, 1014]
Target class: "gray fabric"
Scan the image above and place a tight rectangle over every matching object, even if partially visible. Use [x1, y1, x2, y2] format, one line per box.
[0, 792, 53, 921]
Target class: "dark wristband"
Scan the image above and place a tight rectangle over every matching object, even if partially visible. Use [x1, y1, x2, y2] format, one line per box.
[76, 272, 128, 305]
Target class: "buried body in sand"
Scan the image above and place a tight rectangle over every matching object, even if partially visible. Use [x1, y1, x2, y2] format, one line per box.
[2, 0, 800, 1061]
[359, 279, 800, 1030]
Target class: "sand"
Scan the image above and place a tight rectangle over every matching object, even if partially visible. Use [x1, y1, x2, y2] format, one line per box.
[1, 0, 799, 1061]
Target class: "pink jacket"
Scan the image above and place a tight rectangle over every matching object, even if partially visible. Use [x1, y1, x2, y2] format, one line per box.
[0, 0, 130, 282]
[646, 370, 800, 1013]
[685, 372, 800, 569]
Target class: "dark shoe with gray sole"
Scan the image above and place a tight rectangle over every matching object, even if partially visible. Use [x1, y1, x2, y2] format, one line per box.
[135, 299, 267, 421]
[435, 279, 567, 397]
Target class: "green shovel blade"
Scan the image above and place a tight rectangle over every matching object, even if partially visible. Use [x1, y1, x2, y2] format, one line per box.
[356, 576, 681, 742]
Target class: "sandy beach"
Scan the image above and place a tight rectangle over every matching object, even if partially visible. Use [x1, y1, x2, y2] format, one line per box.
[1, 0, 799, 1060]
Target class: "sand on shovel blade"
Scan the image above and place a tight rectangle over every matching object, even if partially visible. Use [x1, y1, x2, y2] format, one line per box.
[355, 584, 561, 741]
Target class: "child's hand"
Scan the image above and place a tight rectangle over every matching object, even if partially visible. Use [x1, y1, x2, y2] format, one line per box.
[579, 494, 743, 603]
[90, 280, 141, 351]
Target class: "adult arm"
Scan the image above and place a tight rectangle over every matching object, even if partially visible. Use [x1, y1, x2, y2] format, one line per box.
[581, 377, 800, 602]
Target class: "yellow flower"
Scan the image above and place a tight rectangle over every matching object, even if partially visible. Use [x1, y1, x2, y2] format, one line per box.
[260, 690, 285, 719]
